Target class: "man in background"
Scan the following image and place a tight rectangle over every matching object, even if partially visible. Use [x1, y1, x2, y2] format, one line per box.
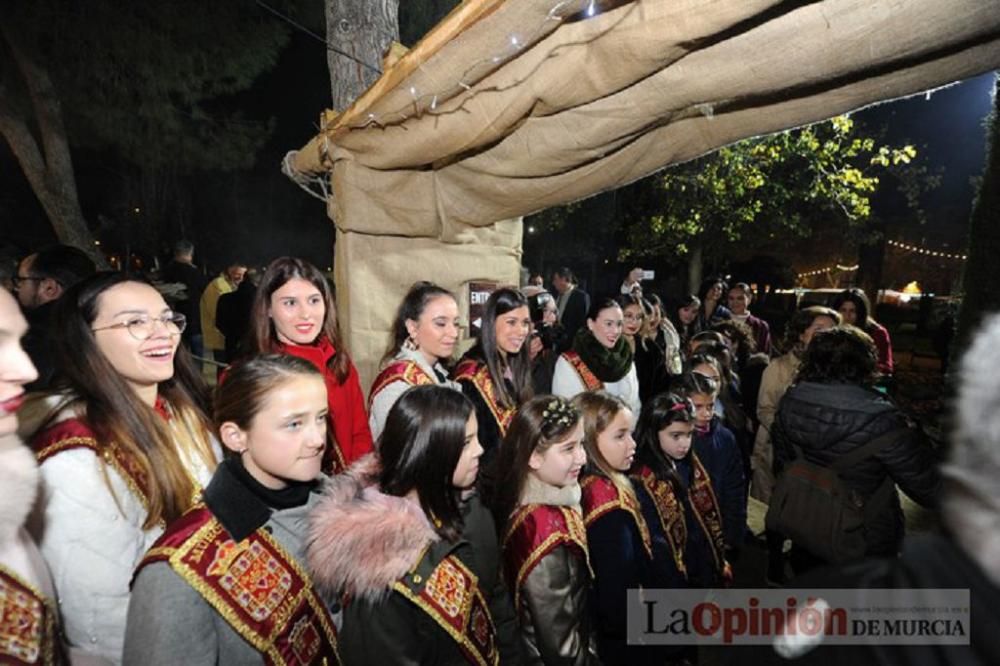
[552, 266, 589, 352]
[161, 240, 207, 358]
[199, 261, 246, 372]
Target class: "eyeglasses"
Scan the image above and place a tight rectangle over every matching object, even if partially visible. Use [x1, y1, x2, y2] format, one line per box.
[12, 275, 44, 288]
[92, 313, 187, 340]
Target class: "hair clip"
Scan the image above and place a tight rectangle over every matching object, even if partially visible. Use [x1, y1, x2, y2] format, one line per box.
[541, 398, 579, 430]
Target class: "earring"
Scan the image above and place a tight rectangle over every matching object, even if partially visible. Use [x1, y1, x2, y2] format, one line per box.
[403, 336, 419, 351]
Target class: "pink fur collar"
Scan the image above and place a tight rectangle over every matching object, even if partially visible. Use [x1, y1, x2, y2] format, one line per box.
[307, 454, 438, 602]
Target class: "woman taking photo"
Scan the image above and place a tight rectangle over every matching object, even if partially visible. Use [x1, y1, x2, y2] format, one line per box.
[125, 355, 340, 665]
[526, 291, 565, 394]
[246, 256, 372, 473]
[453, 288, 534, 462]
[308, 385, 520, 665]
[29, 272, 219, 663]
[491, 395, 599, 665]
[368, 282, 462, 440]
[552, 298, 640, 419]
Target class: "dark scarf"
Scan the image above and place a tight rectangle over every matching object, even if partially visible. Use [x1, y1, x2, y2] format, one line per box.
[572, 327, 633, 383]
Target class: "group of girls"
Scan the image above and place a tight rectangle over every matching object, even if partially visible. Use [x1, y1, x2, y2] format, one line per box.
[1, 255, 743, 666]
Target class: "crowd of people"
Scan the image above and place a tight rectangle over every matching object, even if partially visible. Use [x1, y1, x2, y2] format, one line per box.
[0, 244, 976, 665]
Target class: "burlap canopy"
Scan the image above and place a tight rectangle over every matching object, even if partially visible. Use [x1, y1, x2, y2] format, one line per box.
[288, 0, 1000, 391]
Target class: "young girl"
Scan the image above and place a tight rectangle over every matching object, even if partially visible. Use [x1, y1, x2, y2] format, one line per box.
[28, 272, 219, 663]
[491, 395, 599, 665]
[573, 391, 667, 666]
[632, 393, 731, 589]
[307, 385, 520, 665]
[678, 372, 746, 553]
[368, 282, 462, 440]
[247, 256, 372, 473]
[453, 288, 534, 463]
[553, 298, 640, 420]
[124, 355, 340, 665]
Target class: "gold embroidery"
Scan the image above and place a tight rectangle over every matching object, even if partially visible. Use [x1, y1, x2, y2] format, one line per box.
[0, 566, 57, 666]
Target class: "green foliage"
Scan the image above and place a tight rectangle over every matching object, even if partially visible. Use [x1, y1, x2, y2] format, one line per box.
[621, 115, 918, 261]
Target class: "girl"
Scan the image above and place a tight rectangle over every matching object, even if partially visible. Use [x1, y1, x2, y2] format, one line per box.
[308, 385, 521, 665]
[573, 391, 666, 666]
[247, 256, 372, 473]
[632, 393, 731, 589]
[453, 288, 534, 462]
[552, 298, 640, 420]
[491, 395, 599, 665]
[28, 272, 219, 663]
[678, 372, 746, 553]
[368, 282, 462, 440]
[125, 355, 340, 665]
[832, 288, 894, 377]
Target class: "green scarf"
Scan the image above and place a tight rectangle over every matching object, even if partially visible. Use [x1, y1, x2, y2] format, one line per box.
[572, 327, 634, 383]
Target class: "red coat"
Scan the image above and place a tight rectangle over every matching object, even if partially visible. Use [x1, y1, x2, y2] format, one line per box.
[276, 337, 374, 470]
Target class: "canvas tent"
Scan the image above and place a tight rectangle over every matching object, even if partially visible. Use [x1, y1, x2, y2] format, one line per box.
[287, 0, 1000, 391]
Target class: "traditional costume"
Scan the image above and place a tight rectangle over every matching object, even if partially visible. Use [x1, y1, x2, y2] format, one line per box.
[502, 475, 599, 665]
[552, 331, 640, 420]
[125, 458, 339, 666]
[452, 352, 517, 463]
[307, 456, 521, 665]
[368, 347, 459, 441]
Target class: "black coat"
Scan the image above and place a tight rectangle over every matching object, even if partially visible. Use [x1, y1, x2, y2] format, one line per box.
[161, 260, 207, 337]
[773, 382, 941, 557]
[557, 288, 590, 353]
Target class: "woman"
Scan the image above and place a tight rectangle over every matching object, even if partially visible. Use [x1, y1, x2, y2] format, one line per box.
[368, 282, 462, 440]
[527, 291, 566, 394]
[491, 396, 599, 665]
[710, 318, 769, 426]
[453, 288, 534, 462]
[646, 293, 683, 381]
[620, 294, 669, 405]
[772, 326, 940, 570]
[125, 355, 340, 665]
[696, 277, 732, 330]
[0, 288, 65, 665]
[307, 385, 520, 665]
[552, 298, 640, 419]
[832, 288, 894, 377]
[28, 272, 219, 663]
[247, 256, 372, 473]
[667, 294, 701, 350]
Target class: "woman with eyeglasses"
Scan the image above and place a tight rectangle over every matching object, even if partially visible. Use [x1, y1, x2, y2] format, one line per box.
[26, 272, 220, 664]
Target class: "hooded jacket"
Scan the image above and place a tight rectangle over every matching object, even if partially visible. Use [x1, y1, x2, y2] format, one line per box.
[307, 456, 522, 666]
[773, 381, 940, 557]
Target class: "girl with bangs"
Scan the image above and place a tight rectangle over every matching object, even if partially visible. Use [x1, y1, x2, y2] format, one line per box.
[27, 272, 220, 663]
[491, 395, 599, 665]
[246, 256, 372, 473]
[573, 391, 670, 666]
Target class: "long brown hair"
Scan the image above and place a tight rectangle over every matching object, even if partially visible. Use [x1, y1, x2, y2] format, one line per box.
[467, 287, 533, 409]
[572, 391, 635, 501]
[247, 257, 349, 383]
[382, 281, 456, 366]
[489, 395, 581, 534]
[50, 272, 216, 529]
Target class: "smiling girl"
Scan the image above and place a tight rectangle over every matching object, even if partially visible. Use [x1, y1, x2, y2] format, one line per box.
[552, 298, 640, 420]
[246, 257, 372, 473]
[491, 395, 599, 665]
[27, 272, 219, 663]
[453, 288, 534, 463]
[125, 355, 340, 665]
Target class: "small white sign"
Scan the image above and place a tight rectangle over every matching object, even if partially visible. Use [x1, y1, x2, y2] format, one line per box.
[642, 270, 656, 280]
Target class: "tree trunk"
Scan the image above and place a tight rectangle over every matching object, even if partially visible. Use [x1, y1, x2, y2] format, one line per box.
[687, 243, 704, 294]
[955, 74, 1000, 354]
[326, 0, 400, 112]
[0, 24, 106, 268]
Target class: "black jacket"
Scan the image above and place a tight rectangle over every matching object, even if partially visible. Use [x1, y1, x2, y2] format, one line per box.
[557, 288, 590, 353]
[773, 382, 941, 557]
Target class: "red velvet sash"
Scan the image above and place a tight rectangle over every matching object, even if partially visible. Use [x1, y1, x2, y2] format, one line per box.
[561, 351, 604, 391]
[0, 567, 59, 666]
[580, 475, 652, 558]
[502, 504, 591, 609]
[452, 359, 516, 436]
[393, 555, 499, 666]
[34, 418, 152, 509]
[136, 506, 340, 666]
[368, 360, 436, 409]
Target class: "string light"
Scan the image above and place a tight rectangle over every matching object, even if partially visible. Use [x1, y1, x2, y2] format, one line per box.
[796, 264, 858, 279]
[886, 239, 966, 261]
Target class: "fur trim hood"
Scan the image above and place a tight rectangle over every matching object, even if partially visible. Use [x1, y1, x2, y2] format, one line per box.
[307, 453, 439, 602]
[0, 435, 39, 544]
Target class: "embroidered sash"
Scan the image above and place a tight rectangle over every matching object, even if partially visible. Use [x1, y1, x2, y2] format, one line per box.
[0, 567, 58, 666]
[34, 419, 152, 509]
[368, 360, 436, 409]
[502, 504, 591, 609]
[393, 555, 499, 666]
[452, 359, 516, 436]
[137, 506, 340, 666]
[634, 465, 689, 578]
[580, 475, 653, 559]
[561, 352, 604, 392]
[687, 456, 727, 574]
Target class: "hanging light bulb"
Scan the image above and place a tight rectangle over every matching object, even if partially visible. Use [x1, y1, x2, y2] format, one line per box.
[586, 0, 596, 17]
